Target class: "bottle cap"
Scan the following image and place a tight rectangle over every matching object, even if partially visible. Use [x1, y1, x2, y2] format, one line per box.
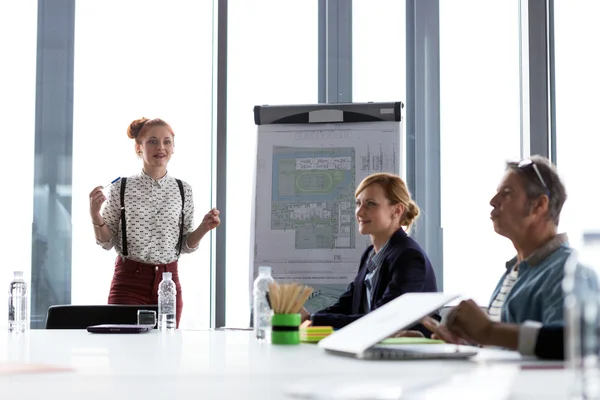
[162, 272, 172, 280]
[13, 271, 23, 278]
[258, 266, 272, 274]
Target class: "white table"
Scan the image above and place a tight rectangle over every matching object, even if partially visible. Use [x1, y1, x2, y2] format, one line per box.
[0, 330, 569, 399]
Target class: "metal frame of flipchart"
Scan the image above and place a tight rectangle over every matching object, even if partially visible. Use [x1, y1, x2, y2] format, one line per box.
[248, 102, 404, 324]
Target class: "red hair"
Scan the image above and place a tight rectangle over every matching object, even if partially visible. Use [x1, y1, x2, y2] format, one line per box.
[127, 117, 175, 143]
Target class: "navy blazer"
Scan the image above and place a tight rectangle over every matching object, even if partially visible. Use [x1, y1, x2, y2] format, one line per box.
[312, 229, 438, 330]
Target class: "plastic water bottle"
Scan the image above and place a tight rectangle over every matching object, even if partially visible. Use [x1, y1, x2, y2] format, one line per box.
[564, 247, 600, 399]
[8, 271, 28, 334]
[253, 266, 274, 341]
[158, 272, 176, 331]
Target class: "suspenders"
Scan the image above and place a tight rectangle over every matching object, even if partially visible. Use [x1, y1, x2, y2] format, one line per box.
[120, 178, 128, 256]
[175, 179, 185, 256]
[120, 178, 185, 258]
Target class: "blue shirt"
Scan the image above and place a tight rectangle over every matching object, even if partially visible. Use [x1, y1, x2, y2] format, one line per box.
[489, 233, 572, 325]
[363, 239, 392, 312]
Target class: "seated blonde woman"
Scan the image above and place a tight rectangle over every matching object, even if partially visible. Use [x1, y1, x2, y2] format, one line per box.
[301, 173, 438, 331]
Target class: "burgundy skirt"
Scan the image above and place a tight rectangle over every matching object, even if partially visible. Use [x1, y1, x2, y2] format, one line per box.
[108, 256, 183, 328]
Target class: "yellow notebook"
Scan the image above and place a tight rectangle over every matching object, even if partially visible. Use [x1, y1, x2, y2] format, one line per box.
[379, 337, 444, 345]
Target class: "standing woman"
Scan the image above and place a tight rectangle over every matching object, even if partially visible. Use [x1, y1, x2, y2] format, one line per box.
[301, 172, 437, 330]
[88, 117, 220, 328]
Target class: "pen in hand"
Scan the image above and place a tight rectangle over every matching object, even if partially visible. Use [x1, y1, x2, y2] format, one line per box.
[103, 177, 121, 189]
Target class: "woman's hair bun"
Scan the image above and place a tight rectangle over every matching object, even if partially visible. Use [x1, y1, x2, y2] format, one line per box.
[127, 117, 149, 139]
[401, 200, 420, 227]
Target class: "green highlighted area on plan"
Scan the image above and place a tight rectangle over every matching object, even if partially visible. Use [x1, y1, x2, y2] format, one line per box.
[271, 146, 356, 250]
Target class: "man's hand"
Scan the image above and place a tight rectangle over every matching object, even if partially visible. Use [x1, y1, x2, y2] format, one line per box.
[421, 316, 467, 344]
[445, 299, 494, 346]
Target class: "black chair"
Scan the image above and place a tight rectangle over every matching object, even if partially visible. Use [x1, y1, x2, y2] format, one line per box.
[45, 304, 159, 329]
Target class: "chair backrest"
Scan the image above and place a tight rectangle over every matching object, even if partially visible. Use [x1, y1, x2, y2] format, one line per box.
[45, 304, 159, 329]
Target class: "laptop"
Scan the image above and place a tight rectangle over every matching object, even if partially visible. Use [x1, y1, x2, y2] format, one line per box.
[318, 292, 479, 360]
[86, 324, 154, 334]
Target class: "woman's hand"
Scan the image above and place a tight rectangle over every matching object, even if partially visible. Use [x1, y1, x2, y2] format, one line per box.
[187, 209, 221, 248]
[89, 186, 106, 223]
[200, 208, 221, 233]
[300, 307, 311, 322]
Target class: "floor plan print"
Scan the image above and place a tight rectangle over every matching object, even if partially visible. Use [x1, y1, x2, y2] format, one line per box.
[252, 122, 401, 312]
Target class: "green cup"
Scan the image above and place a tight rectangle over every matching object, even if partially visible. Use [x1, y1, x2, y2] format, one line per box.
[271, 313, 301, 345]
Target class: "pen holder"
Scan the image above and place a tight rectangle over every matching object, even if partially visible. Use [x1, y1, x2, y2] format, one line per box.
[271, 313, 301, 345]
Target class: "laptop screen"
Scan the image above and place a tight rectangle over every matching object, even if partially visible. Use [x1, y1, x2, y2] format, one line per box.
[318, 292, 458, 355]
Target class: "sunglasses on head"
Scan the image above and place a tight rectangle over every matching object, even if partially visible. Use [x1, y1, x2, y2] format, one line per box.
[518, 159, 550, 197]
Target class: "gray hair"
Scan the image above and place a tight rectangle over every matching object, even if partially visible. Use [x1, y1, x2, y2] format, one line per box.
[505, 155, 567, 226]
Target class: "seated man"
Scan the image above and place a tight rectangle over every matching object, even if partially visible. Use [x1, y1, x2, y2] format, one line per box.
[424, 299, 564, 360]
[404, 155, 571, 339]
[486, 155, 570, 325]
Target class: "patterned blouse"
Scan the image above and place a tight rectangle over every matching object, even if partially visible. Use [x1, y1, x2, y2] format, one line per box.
[96, 170, 198, 264]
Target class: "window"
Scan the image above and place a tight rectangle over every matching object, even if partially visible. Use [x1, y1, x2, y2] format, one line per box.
[554, 1, 600, 266]
[440, 1, 521, 304]
[353, 0, 406, 104]
[0, 2, 37, 330]
[71, 0, 214, 329]
[227, 0, 318, 327]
